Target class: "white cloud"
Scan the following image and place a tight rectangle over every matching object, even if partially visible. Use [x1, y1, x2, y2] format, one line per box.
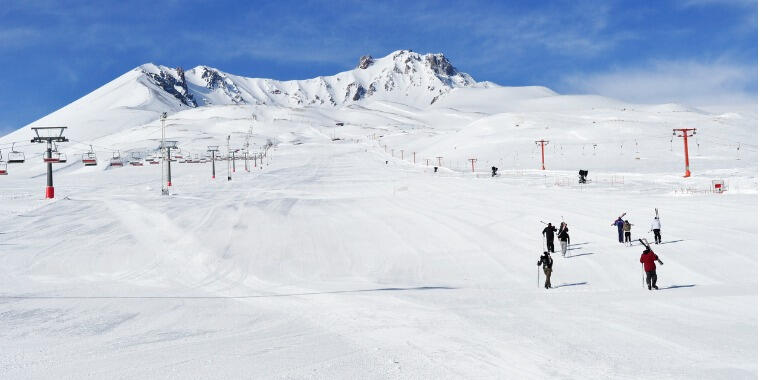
[679, 0, 756, 8]
[0, 27, 40, 48]
[562, 59, 758, 111]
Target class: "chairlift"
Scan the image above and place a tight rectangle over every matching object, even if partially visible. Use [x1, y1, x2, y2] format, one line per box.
[148, 153, 161, 164]
[7, 142, 25, 164]
[82, 145, 98, 166]
[43, 148, 61, 163]
[52, 144, 67, 163]
[109, 151, 124, 167]
[0, 151, 8, 175]
[130, 152, 144, 166]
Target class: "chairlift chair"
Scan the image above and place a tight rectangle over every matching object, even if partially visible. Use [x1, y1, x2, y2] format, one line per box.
[130, 152, 144, 166]
[41, 142, 61, 163]
[0, 151, 7, 175]
[43, 150, 61, 163]
[82, 145, 98, 166]
[7, 143, 25, 164]
[52, 144, 66, 163]
[109, 151, 124, 167]
[148, 153, 161, 164]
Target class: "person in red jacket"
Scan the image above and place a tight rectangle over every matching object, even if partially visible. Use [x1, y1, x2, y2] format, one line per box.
[640, 248, 663, 290]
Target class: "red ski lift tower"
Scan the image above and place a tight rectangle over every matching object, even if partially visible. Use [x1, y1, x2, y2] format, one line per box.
[535, 139, 549, 170]
[31, 126, 68, 199]
[672, 128, 696, 177]
[207, 145, 219, 179]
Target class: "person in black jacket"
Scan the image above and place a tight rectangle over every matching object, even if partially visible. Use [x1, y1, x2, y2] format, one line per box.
[558, 222, 570, 257]
[537, 251, 553, 289]
[542, 223, 557, 253]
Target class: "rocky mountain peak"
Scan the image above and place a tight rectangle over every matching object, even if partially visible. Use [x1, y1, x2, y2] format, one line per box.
[140, 65, 197, 107]
[358, 55, 374, 69]
[424, 53, 457, 77]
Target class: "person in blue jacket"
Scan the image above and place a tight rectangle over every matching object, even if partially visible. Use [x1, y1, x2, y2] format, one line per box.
[612, 217, 624, 243]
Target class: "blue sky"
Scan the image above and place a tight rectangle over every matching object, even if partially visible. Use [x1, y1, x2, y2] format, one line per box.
[0, 0, 756, 135]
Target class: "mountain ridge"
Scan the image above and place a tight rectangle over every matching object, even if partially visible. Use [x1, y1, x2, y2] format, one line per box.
[136, 50, 491, 111]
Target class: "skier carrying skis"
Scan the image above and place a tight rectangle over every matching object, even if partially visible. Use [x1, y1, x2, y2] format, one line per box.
[612, 217, 625, 243]
[537, 251, 553, 289]
[640, 247, 663, 290]
[542, 223, 557, 253]
[558, 222, 570, 257]
[650, 216, 662, 244]
[623, 220, 633, 245]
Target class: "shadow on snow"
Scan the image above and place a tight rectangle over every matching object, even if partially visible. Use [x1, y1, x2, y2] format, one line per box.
[659, 284, 696, 290]
[0, 286, 457, 300]
[567, 252, 595, 258]
[658, 240, 685, 245]
[553, 282, 588, 288]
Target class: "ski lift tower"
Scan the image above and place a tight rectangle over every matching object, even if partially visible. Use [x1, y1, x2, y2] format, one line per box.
[207, 145, 219, 179]
[160, 112, 168, 195]
[535, 139, 549, 170]
[672, 128, 696, 177]
[226, 135, 232, 181]
[31, 126, 68, 199]
[159, 140, 178, 194]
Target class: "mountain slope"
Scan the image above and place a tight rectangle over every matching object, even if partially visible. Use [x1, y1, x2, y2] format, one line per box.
[2, 50, 487, 143]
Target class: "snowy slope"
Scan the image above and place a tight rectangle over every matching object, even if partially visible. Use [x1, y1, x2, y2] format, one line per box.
[0, 51, 756, 378]
[0, 134, 755, 378]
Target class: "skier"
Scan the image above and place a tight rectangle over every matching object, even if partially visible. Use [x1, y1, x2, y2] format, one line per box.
[558, 222, 570, 257]
[640, 247, 663, 290]
[612, 217, 624, 243]
[650, 216, 662, 244]
[537, 251, 553, 289]
[623, 220, 633, 245]
[491, 166, 498, 177]
[542, 223, 557, 253]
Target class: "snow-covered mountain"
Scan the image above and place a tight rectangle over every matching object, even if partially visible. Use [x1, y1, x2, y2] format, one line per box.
[143, 49, 484, 108]
[1, 50, 486, 142]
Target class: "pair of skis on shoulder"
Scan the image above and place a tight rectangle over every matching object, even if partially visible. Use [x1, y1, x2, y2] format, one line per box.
[613, 208, 658, 223]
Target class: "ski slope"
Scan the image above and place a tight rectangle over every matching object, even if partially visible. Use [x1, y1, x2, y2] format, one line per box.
[0, 51, 756, 378]
[0, 121, 756, 378]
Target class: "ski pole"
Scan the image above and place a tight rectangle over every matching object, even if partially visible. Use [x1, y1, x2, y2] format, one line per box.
[537, 265, 539, 288]
[641, 263, 645, 289]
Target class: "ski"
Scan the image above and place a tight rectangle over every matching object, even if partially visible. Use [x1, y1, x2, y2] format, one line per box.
[638, 238, 651, 250]
[612, 212, 626, 223]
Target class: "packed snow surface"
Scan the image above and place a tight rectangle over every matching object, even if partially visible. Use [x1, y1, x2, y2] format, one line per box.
[0, 51, 756, 378]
